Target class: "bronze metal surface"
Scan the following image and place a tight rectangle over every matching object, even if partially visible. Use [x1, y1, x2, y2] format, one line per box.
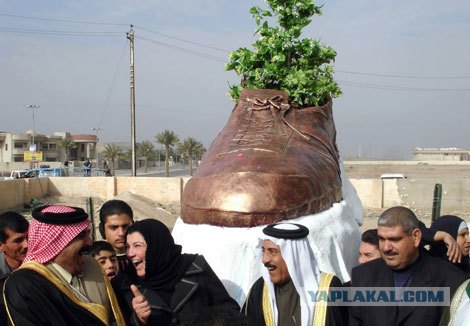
[181, 89, 342, 227]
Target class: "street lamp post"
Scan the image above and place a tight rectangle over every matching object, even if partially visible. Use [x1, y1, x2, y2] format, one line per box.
[92, 127, 103, 176]
[26, 105, 39, 169]
[26, 105, 39, 150]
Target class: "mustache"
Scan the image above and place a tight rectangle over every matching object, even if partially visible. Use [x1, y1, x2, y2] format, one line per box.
[264, 263, 276, 269]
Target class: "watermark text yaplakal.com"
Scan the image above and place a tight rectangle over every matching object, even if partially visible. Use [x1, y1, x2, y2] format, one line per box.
[307, 287, 450, 306]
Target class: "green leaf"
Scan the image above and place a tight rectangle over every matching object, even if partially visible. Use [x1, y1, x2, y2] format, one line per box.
[249, 6, 260, 15]
[226, 0, 340, 106]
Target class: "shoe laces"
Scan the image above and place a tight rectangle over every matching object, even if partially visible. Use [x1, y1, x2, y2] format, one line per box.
[246, 95, 310, 141]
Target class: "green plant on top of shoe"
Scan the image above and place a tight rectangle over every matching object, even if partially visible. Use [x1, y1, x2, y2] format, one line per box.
[225, 0, 341, 107]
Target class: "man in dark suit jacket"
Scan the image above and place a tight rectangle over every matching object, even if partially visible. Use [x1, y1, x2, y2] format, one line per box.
[349, 206, 468, 326]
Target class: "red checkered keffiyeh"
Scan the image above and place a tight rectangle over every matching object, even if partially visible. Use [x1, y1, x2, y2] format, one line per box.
[24, 205, 90, 264]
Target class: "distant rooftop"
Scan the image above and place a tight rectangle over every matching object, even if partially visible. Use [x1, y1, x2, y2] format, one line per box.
[413, 147, 468, 152]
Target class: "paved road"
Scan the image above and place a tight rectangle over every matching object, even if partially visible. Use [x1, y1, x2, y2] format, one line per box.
[143, 168, 191, 177]
[114, 165, 193, 177]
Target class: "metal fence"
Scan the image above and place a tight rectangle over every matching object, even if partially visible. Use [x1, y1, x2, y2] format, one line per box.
[68, 167, 107, 177]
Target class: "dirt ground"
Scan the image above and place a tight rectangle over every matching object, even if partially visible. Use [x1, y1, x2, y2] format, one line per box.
[344, 162, 470, 231]
[344, 162, 470, 180]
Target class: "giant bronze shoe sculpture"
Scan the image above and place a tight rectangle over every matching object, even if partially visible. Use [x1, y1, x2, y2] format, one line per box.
[181, 89, 342, 227]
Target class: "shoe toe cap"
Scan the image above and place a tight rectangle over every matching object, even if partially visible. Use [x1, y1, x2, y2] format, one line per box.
[181, 172, 341, 227]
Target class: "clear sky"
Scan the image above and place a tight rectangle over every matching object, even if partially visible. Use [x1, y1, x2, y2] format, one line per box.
[1, 1, 469, 159]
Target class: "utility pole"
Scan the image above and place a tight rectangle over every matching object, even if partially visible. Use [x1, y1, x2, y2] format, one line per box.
[127, 25, 137, 177]
[92, 127, 103, 175]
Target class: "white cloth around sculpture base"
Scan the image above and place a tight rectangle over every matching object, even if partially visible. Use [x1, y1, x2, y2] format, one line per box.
[172, 165, 363, 305]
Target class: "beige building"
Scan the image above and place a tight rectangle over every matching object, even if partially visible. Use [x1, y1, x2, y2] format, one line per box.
[412, 147, 470, 161]
[70, 134, 98, 161]
[0, 131, 97, 163]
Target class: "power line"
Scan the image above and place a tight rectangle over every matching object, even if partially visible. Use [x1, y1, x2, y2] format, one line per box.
[0, 12, 128, 26]
[135, 35, 227, 63]
[0, 26, 122, 36]
[0, 13, 229, 52]
[96, 39, 130, 129]
[133, 25, 230, 53]
[132, 104, 230, 118]
[2, 27, 468, 91]
[336, 69, 470, 79]
[338, 80, 470, 92]
[2, 11, 470, 81]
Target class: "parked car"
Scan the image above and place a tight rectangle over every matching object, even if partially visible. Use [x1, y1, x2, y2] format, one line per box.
[4, 170, 37, 180]
[38, 167, 64, 177]
[3, 167, 65, 180]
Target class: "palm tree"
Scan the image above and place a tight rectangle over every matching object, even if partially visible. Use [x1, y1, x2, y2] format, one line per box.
[137, 140, 156, 173]
[58, 137, 76, 162]
[122, 149, 132, 165]
[178, 137, 204, 176]
[102, 144, 123, 176]
[155, 130, 179, 177]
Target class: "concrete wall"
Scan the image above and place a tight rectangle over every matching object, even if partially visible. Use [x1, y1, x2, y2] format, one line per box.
[115, 177, 183, 208]
[350, 177, 470, 212]
[0, 177, 186, 212]
[26, 178, 50, 203]
[383, 179, 401, 207]
[0, 179, 26, 210]
[47, 177, 112, 200]
[1, 176, 470, 214]
[398, 178, 470, 212]
[349, 179, 383, 208]
[42, 176, 185, 208]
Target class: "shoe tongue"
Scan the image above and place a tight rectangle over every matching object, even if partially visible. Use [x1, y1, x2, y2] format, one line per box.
[228, 95, 292, 152]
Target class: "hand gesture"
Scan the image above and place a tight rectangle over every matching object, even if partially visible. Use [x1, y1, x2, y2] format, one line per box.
[131, 284, 151, 325]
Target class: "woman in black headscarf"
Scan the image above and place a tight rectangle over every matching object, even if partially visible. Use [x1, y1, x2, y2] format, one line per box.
[429, 215, 470, 275]
[111, 219, 240, 325]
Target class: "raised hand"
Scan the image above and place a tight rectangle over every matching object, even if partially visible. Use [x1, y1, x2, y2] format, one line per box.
[131, 284, 151, 325]
[434, 231, 462, 263]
